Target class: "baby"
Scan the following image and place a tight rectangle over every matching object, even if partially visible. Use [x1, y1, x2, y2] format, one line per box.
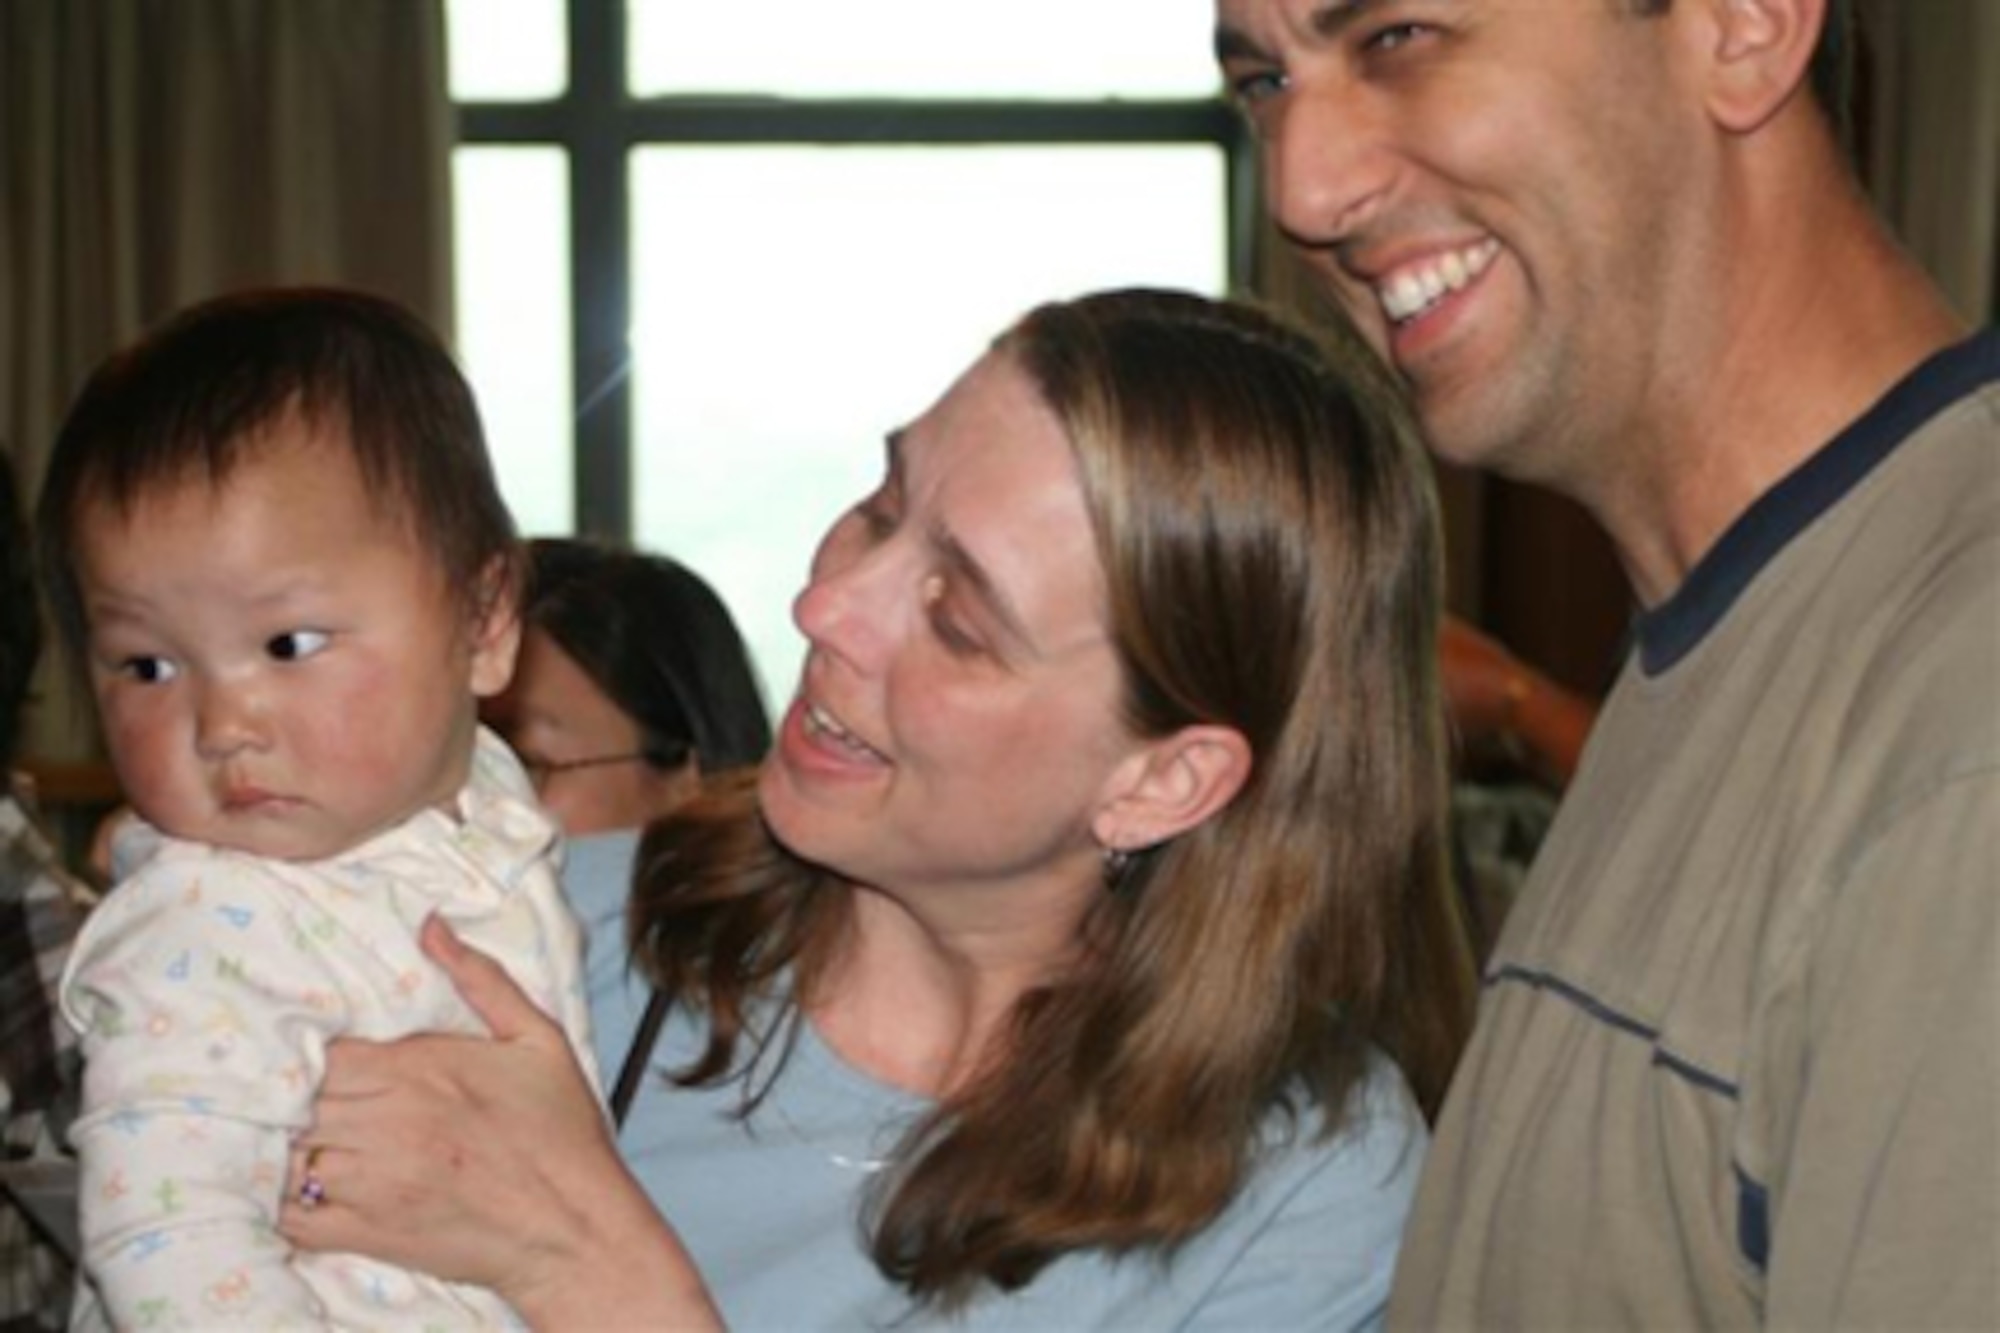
[35, 288, 600, 1329]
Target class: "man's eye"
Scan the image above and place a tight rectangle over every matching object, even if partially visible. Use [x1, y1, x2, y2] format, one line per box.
[1362, 22, 1432, 55]
[121, 656, 178, 684]
[268, 630, 330, 662]
[1225, 66, 1286, 108]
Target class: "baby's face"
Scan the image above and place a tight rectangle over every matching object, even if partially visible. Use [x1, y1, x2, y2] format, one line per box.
[72, 426, 517, 862]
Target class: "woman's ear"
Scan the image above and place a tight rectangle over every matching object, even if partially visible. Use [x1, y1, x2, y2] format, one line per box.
[467, 553, 523, 699]
[1696, 0, 1826, 133]
[1092, 724, 1253, 855]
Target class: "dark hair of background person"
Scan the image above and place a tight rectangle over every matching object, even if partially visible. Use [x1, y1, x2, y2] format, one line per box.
[34, 286, 519, 672]
[522, 537, 772, 774]
[1, 451, 41, 771]
[629, 288, 1476, 1308]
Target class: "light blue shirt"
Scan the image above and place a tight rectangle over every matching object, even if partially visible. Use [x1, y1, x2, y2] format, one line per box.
[563, 831, 1424, 1331]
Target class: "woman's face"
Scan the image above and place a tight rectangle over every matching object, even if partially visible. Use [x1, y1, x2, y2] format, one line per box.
[760, 349, 1149, 921]
[483, 626, 697, 836]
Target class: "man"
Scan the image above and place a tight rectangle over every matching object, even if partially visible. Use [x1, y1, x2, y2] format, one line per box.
[1214, 0, 1997, 1327]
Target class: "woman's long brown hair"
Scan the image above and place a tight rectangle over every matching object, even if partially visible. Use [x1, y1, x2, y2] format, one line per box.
[631, 289, 1475, 1309]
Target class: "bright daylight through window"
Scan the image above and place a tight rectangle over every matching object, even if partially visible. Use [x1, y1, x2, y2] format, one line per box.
[448, 0, 1232, 700]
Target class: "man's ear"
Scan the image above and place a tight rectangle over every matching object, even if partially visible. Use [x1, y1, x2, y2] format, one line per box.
[1697, 0, 1826, 132]
[467, 552, 523, 699]
[1092, 724, 1253, 855]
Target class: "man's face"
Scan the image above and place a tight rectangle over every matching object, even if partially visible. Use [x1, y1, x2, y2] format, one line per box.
[1215, 0, 1706, 488]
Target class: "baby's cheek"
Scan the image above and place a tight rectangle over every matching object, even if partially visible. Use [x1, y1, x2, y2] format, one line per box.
[305, 668, 464, 795]
[100, 708, 179, 811]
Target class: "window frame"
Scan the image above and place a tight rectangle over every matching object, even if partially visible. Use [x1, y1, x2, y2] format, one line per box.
[454, 0, 1254, 537]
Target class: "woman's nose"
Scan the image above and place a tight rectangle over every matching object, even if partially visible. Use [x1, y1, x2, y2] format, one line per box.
[792, 519, 903, 674]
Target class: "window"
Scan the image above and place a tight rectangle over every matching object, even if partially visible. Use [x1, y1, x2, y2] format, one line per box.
[449, 0, 1244, 702]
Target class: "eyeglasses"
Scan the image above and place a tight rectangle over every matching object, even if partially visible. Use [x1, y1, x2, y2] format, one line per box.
[518, 751, 655, 789]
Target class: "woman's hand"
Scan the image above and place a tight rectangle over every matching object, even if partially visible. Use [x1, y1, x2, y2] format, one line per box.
[281, 915, 723, 1330]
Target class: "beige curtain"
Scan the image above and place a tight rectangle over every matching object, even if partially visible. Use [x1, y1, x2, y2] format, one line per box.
[1858, 0, 2000, 325]
[1, 0, 454, 762]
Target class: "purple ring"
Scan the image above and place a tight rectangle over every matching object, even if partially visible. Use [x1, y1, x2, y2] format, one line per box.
[298, 1153, 329, 1210]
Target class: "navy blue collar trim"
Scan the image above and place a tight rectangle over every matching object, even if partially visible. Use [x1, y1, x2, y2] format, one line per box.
[1637, 327, 2000, 676]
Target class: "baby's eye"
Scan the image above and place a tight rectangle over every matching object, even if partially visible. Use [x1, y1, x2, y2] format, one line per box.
[267, 630, 330, 662]
[121, 656, 179, 684]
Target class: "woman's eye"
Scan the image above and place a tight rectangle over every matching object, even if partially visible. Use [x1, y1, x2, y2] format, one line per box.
[121, 655, 178, 684]
[268, 629, 330, 662]
[855, 492, 898, 541]
[921, 579, 984, 657]
[931, 611, 983, 657]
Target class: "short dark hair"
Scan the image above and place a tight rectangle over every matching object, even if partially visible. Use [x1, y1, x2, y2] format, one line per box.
[1, 451, 41, 770]
[522, 537, 771, 774]
[36, 287, 518, 665]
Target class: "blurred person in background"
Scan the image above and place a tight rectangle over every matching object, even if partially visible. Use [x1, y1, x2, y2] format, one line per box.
[0, 451, 90, 1333]
[482, 536, 771, 839]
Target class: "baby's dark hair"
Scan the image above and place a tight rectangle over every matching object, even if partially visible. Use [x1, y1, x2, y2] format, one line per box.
[35, 287, 518, 664]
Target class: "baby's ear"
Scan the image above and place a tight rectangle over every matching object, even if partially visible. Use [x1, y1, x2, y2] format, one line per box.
[467, 552, 523, 698]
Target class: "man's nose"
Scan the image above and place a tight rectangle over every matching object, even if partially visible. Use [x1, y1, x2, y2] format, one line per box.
[1263, 85, 1395, 251]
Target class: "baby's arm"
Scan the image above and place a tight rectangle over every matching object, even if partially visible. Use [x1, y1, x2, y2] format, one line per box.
[63, 859, 345, 1328]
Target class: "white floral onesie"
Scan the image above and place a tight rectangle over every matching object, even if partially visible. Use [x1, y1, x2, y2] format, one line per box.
[60, 728, 600, 1330]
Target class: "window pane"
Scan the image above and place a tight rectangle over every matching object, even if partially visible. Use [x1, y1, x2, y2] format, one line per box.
[629, 0, 1219, 99]
[630, 145, 1226, 701]
[453, 148, 575, 536]
[446, 0, 567, 101]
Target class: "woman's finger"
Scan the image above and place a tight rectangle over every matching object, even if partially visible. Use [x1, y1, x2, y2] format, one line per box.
[278, 1140, 359, 1249]
[420, 913, 557, 1043]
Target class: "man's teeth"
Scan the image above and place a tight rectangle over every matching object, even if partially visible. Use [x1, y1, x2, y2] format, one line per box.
[1378, 239, 1500, 324]
[804, 703, 880, 758]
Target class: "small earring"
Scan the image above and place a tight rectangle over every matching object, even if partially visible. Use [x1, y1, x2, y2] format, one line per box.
[1101, 843, 1133, 891]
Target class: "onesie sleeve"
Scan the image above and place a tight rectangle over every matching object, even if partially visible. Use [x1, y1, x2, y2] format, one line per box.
[1183, 1065, 1427, 1332]
[62, 854, 351, 1328]
[1761, 771, 2000, 1328]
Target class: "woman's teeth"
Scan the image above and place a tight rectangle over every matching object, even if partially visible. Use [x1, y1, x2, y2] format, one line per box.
[804, 702, 882, 759]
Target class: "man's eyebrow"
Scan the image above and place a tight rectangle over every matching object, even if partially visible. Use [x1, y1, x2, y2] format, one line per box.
[1215, 0, 1379, 62]
[1213, 21, 1269, 64]
[1309, 0, 1382, 38]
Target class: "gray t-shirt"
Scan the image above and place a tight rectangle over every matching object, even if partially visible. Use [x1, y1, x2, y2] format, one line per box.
[1390, 331, 2000, 1329]
[564, 831, 1426, 1331]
